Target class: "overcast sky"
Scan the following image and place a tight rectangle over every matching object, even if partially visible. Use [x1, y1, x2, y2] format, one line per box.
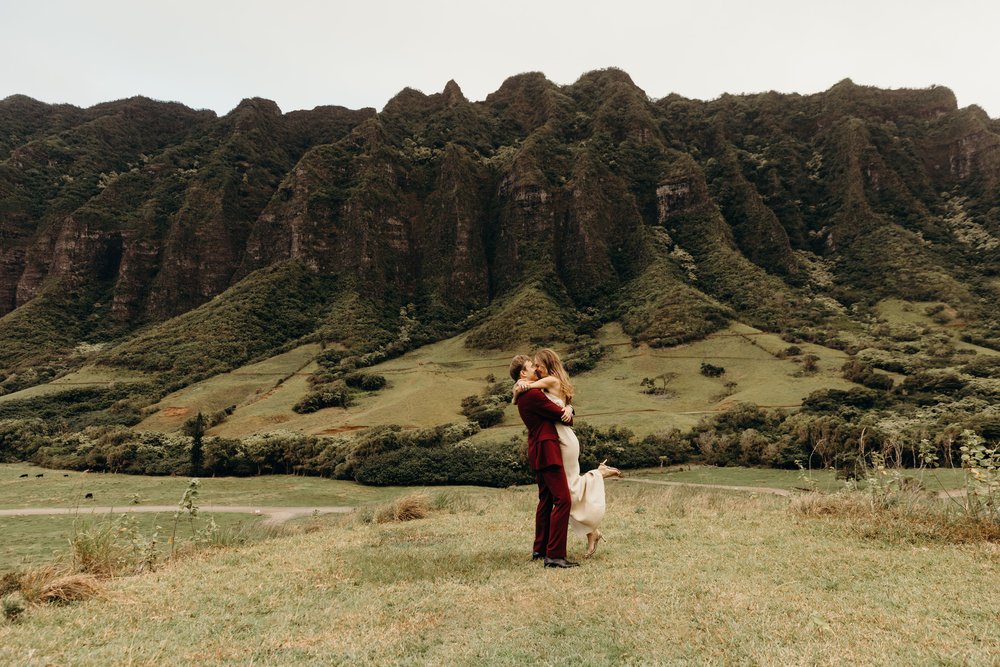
[2, 0, 997, 118]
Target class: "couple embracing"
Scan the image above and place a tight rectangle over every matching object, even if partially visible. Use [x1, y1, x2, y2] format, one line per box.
[510, 348, 622, 569]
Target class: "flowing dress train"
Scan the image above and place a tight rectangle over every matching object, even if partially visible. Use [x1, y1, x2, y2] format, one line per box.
[546, 391, 606, 540]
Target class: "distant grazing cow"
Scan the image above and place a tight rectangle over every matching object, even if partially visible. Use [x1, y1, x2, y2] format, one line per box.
[63, 474, 69, 477]
[84, 493, 94, 499]
[19, 473, 28, 478]
[35, 473, 43, 478]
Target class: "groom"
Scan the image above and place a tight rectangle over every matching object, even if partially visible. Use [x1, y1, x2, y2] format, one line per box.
[509, 354, 578, 568]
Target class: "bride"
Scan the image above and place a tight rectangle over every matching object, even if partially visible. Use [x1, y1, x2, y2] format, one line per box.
[513, 348, 621, 557]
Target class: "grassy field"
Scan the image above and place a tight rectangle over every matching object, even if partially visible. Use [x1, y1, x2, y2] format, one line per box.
[631, 465, 969, 494]
[0, 511, 263, 571]
[0, 463, 488, 573]
[0, 463, 418, 509]
[1, 483, 996, 665]
[136, 320, 858, 440]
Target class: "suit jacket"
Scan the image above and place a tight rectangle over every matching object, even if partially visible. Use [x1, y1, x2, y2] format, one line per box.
[515, 388, 573, 471]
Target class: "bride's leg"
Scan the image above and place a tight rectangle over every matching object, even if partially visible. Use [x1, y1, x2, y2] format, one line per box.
[585, 529, 602, 557]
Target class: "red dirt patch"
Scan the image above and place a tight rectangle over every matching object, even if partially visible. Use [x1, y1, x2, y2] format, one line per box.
[159, 406, 191, 418]
[263, 415, 291, 423]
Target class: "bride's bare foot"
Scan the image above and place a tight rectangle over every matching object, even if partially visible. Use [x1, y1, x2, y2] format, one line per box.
[585, 529, 603, 558]
[598, 459, 623, 479]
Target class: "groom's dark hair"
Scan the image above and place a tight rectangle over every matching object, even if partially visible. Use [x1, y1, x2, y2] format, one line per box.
[509, 354, 531, 382]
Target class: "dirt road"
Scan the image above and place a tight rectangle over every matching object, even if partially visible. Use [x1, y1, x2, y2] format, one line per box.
[0, 505, 354, 526]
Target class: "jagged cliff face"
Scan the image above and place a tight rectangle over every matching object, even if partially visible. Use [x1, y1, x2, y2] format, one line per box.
[1, 71, 999, 374]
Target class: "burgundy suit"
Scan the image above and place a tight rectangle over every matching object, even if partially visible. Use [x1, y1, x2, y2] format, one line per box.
[514, 388, 573, 559]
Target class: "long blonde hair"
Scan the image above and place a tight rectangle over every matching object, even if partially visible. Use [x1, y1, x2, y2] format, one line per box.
[533, 348, 575, 404]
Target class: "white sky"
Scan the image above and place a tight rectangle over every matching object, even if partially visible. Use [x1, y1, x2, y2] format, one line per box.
[2, 0, 997, 118]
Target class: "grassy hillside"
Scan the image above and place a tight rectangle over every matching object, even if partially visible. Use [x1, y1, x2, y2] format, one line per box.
[136, 343, 321, 431]
[100, 261, 339, 388]
[1, 483, 996, 664]
[128, 321, 859, 439]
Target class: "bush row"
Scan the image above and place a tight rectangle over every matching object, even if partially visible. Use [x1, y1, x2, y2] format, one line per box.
[1, 417, 696, 487]
[689, 397, 1000, 473]
[293, 372, 388, 414]
[460, 379, 513, 428]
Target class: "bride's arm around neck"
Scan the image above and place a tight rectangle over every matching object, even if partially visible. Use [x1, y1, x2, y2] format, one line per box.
[514, 375, 564, 401]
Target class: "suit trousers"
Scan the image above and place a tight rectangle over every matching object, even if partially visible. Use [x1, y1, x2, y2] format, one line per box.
[534, 464, 571, 559]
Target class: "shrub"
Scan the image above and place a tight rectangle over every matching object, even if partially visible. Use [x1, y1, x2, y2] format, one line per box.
[694, 429, 740, 466]
[712, 402, 775, 432]
[737, 428, 770, 466]
[802, 388, 889, 414]
[574, 423, 690, 470]
[639, 429, 693, 464]
[351, 429, 530, 487]
[700, 362, 725, 377]
[801, 354, 820, 374]
[460, 377, 512, 428]
[293, 381, 353, 413]
[465, 404, 505, 428]
[343, 372, 387, 391]
[962, 356, 1000, 378]
[841, 359, 895, 391]
[899, 372, 967, 396]
[315, 348, 348, 370]
[0, 418, 55, 462]
[563, 338, 604, 374]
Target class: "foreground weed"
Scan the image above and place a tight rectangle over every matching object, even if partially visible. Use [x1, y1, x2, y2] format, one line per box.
[170, 478, 206, 558]
[796, 430, 1000, 544]
[70, 513, 158, 576]
[957, 430, 1000, 524]
[1, 592, 26, 623]
[207, 521, 286, 548]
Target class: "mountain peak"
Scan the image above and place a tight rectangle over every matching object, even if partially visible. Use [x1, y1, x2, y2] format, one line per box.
[442, 79, 466, 105]
[232, 97, 282, 116]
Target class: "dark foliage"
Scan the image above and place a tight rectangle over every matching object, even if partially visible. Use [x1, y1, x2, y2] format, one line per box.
[841, 359, 895, 391]
[293, 381, 353, 413]
[343, 372, 387, 391]
[700, 362, 725, 378]
[460, 377, 514, 428]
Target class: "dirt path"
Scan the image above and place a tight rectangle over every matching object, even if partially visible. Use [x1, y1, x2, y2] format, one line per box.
[0, 505, 354, 526]
[621, 478, 965, 500]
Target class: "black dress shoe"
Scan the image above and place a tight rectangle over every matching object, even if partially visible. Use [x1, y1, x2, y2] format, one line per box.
[544, 557, 580, 568]
[532, 551, 544, 560]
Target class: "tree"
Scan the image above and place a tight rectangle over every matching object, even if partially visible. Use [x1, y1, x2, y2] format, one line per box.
[184, 412, 206, 476]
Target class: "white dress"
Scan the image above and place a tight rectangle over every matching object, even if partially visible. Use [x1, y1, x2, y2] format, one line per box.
[546, 391, 606, 540]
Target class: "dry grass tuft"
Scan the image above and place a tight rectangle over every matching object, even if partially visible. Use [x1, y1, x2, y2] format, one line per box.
[35, 574, 103, 606]
[18, 566, 101, 605]
[376, 493, 430, 524]
[791, 491, 1000, 543]
[790, 492, 869, 517]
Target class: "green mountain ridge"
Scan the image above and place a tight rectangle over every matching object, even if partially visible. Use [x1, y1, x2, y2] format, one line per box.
[1, 71, 999, 414]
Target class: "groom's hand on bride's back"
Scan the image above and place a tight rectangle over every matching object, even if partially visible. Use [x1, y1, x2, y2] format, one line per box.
[560, 405, 573, 423]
